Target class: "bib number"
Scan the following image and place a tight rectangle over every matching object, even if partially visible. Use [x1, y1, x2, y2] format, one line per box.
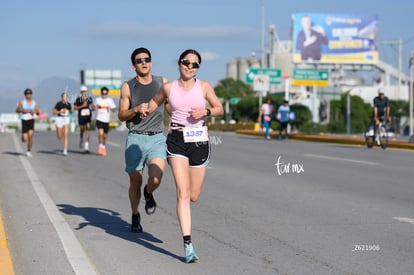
[98, 108, 107, 116]
[22, 113, 33, 120]
[80, 109, 90, 116]
[183, 126, 209, 143]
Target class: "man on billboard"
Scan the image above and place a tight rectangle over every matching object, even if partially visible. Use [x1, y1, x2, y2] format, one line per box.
[296, 15, 328, 61]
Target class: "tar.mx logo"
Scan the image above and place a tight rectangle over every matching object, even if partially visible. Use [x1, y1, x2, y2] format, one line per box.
[209, 135, 222, 145]
[274, 155, 304, 176]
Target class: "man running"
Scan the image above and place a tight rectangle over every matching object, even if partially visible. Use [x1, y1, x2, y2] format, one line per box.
[118, 47, 168, 233]
[94, 86, 116, 156]
[74, 85, 94, 152]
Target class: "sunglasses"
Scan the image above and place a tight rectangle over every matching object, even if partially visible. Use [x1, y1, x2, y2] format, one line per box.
[135, 57, 151, 64]
[180, 59, 200, 69]
[25, 92, 32, 95]
[102, 93, 108, 95]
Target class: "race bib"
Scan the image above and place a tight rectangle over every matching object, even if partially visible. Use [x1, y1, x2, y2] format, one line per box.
[22, 113, 33, 120]
[183, 125, 209, 143]
[80, 109, 90, 116]
[98, 108, 107, 116]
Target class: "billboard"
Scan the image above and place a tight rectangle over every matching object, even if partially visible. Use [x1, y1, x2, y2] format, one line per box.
[292, 13, 378, 64]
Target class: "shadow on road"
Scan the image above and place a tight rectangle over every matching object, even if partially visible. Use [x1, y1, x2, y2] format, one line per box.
[57, 204, 182, 261]
[2, 151, 25, 156]
[36, 149, 100, 156]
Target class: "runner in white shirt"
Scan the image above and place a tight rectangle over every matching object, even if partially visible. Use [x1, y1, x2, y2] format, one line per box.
[94, 86, 116, 156]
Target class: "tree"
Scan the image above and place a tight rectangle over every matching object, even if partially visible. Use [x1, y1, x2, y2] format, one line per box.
[215, 78, 255, 100]
[327, 93, 372, 134]
[389, 100, 408, 118]
[234, 97, 260, 121]
[290, 103, 312, 131]
[388, 100, 408, 133]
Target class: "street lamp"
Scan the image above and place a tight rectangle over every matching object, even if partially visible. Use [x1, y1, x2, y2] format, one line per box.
[260, 0, 265, 69]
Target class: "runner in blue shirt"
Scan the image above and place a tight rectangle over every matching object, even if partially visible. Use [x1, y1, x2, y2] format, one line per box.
[277, 100, 290, 140]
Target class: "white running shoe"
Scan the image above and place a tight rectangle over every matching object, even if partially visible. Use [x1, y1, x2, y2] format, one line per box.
[26, 151, 32, 157]
[84, 142, 89, 151]
[63, 149, 68, 156]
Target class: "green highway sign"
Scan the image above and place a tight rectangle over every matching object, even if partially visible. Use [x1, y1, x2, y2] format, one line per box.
[230, 97, 240, 105]
[292, 69, 329, 87]
[92, 84, 121, 90]
[245, 68, 282, 84]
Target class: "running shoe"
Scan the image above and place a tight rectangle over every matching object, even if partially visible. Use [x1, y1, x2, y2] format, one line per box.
[84, 142, 89, 152]
[98, 145, 106, 156]
[26, 151, 32, 157]
[184, 243, 199, 263]
[144, 185, 157, 215]
[131, 213, 143, 233]
[79, 138, 83, 148]
[63, 149, 68, 156]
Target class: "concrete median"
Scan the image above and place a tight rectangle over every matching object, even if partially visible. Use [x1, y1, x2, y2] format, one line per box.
[236, 130, 414, 150]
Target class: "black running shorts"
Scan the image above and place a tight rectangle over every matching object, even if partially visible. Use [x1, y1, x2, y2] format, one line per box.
[166, 130, 210, 167]
[96, 120, 109, 133]
[78, 116, 91, 126]
[21, 119, 35, 133]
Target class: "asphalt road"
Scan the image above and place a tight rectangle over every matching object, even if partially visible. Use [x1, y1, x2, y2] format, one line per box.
[1, 130, 413, 275]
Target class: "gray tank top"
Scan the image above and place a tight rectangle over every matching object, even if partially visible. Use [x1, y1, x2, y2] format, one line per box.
[126, 75, 164, 132]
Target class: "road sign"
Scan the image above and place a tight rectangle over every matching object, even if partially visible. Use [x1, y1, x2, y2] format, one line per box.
[253, 75, 270, 92]
[245, 68, 282, 84]
[292, 69, 329, 87]
[92, 85, 121, 97]
[230, 97, 241, 105]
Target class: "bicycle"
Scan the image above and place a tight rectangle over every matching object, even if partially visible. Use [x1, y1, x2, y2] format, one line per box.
[364, 118, 389, 149]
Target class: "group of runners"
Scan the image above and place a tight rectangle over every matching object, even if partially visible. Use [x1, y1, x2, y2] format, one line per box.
[16, 86, 116, 156]
[16, 47, 224, 264]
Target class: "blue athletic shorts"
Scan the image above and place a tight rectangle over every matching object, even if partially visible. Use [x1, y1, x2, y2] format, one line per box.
[124, 132, 166, 174]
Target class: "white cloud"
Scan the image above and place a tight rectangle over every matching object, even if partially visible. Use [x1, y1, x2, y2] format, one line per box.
[200, 51, 220, 62]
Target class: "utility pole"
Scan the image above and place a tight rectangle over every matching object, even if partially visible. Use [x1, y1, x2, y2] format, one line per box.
[382, 39, 403, 98]
[399, 38, 402, 99]
[260, 0, 265, 68]
[258, 0, 265, 111]
[409, 52, 414, 139]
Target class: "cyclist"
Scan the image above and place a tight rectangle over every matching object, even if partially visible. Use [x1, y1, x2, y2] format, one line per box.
[372, 89, 390, 143]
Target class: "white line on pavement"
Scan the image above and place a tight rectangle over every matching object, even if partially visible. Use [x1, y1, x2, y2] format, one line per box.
[13, 133, 98, 275]
[304, 154, 380, 166]
[393, 217, 414, 225]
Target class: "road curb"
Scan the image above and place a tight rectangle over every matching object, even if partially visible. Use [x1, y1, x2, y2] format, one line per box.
[0, 212, 15, 275]
[236, 130, 414, 150]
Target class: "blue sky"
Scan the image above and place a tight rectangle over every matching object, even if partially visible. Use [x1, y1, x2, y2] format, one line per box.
[1, 0, 413, 106]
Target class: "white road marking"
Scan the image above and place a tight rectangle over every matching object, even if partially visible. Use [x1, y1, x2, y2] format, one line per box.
[13, 134, 99, 275]
[304, 154, 380, 166]
[393, 217, 414, 225]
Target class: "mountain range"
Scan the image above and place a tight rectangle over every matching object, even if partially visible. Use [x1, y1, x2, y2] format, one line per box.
[1, 77, 88, 115]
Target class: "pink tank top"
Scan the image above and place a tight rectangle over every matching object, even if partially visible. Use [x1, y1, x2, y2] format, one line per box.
[169, 79, 206, 127]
